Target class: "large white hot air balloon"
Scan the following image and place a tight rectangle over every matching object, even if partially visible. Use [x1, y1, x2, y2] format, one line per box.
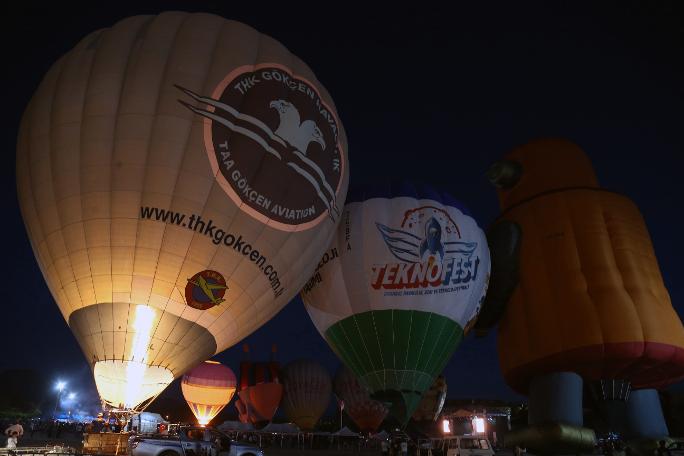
[302, 182, 489, 424]
[16, 12, 348, 414]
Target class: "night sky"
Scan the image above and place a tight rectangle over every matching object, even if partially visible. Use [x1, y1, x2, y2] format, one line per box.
[1, 2, 683, 415]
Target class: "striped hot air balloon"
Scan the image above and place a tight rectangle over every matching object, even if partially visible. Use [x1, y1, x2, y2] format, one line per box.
[302, 182, 490, 424]
[281, 359, 332, 430]
[412, 374, 447, 422]
[181, 361, 236, 425]
[333, 366, 387, 433]
[235, 345, 283, 429]
[16, 12, 348, 414]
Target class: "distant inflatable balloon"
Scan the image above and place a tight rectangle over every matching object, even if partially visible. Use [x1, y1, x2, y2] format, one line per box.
[235, 398, 248, 424]
[181, 361, 236, 425]
[303, 183, 490, 424]
[16, 12, 348, 412]
[235, 345, 283, 429]
[333, 366, 388, 432]
[281, 359, 332, 430]
[412, 374, 447, 422]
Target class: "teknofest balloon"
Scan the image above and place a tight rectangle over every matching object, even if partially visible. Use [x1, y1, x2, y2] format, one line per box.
[302, 182, 490, 424]
[16, 12, 348, 413]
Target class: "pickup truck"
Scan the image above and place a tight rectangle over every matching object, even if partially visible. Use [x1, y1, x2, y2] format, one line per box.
[128, 426, 264, 456]
[418, 436, 495, 456]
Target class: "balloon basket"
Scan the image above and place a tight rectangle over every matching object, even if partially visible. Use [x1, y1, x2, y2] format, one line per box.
[82, 432, 131, 455]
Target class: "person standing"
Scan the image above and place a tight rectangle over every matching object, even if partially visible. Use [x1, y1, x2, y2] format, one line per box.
[4, 422, 23, 449]
[5, 432, 17, 450]
[656, 440, 672, 456]
[381, 439, 389, 456]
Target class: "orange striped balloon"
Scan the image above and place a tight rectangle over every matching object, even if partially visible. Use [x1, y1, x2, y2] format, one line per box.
[182, 361, 237, 425]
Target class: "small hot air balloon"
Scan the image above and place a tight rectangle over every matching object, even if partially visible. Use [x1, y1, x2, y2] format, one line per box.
[181, 360, 236, 426]
[412, 374, 447, 422]
[16, 12, 348, 414]
[334, 366, 388, 433]
[281, 359, 332, 430]
[484, 139, 684, 451]
[302, 183, 490, 424]
[235, 345, 283, 429]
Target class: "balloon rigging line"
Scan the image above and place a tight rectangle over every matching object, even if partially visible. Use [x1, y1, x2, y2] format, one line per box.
[177, 100, 282, 160]
[175, 85, 288, 148]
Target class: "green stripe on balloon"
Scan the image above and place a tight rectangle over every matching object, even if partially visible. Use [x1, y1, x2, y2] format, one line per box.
[325, 309, 463, 424]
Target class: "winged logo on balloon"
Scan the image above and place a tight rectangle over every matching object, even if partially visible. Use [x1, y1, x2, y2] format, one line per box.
[376, 216, 478, 263]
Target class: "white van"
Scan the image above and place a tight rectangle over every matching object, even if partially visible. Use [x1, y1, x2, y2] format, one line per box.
[419, 436, 495, 456]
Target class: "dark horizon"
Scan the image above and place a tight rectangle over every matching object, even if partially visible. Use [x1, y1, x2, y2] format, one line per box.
[2, 2, 683, 419]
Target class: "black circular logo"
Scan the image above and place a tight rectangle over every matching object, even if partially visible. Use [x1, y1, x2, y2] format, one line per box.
[177, 64, 345, 231]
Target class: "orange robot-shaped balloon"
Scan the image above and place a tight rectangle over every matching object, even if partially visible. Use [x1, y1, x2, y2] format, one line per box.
[486, 138, 684, 449]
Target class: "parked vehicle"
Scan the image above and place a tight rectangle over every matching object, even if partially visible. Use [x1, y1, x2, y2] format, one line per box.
[418, 436, 494, 456]
[667, 439, 684, 456]
[129, 426, 263, 456]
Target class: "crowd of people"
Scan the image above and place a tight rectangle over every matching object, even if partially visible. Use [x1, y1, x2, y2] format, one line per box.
[220, 429, 382, 451]
[597, 439, 675, 456]
[1, 417, 87, 449]
[2, 416, 680, 456]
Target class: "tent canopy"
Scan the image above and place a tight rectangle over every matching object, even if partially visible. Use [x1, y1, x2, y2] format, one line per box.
[372, 430, 389, 440]
[260, 422, 300, 434]
[333, 426, 360, 437]
[217, 421, 255, 432]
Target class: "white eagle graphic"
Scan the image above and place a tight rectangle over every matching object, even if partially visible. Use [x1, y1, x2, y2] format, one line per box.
[175, 85, 339, 219]
[269, 100, 326, 154]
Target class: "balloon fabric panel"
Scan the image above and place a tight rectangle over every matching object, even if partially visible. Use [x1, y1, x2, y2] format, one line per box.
[281, 359, 332, 430]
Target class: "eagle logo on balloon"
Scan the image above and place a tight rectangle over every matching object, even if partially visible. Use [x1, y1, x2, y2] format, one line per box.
[176, 85, 339, 221]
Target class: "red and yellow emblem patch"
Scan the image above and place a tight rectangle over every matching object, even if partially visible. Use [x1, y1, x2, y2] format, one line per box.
[185, 270, 228, 310]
